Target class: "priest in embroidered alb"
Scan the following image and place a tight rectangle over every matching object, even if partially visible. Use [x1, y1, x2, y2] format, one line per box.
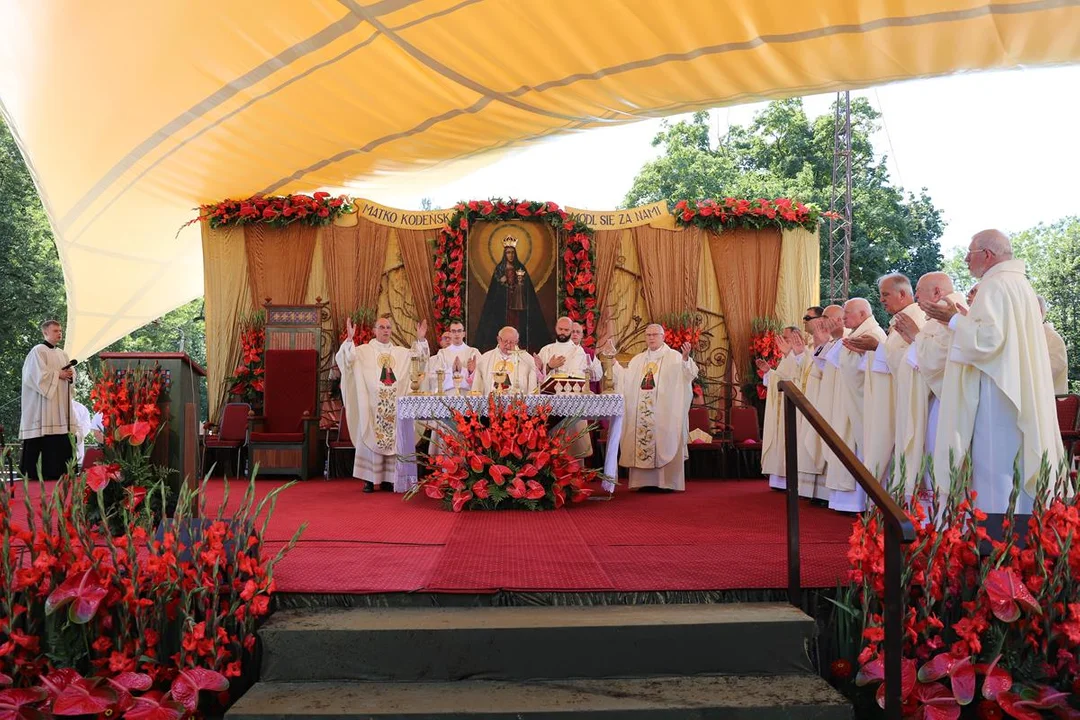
[474, 327, 539, 394]
[759, 326, 809, 491]
[925, 230, 1064, 518]
[19, 319, 75, 480]
[608, 324, 697, 492]
[824, 298, 886, 512]
[336, 315, 429, 493]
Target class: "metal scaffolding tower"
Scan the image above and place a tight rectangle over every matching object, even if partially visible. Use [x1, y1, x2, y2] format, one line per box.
[827, 91, 853, 304]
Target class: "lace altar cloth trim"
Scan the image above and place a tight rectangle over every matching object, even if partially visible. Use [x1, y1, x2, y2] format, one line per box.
[397, 393, 625, 420]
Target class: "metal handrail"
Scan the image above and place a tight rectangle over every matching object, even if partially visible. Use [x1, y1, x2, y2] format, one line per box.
[778, 380, 915, 720]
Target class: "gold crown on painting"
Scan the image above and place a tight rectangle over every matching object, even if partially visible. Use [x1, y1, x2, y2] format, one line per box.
[502, 235, 519, 249]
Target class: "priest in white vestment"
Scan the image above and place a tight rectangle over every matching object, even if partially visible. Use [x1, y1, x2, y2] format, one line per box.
[336, 315, 430, 493]
[1038, 296, 1069, 395]
[760, 327, 808, 490]
[609, 324, 697, 492]
[425, 320, 481, 394]
[19, 320, 75, 480]
[799, 311, 834, 500]
[474, 327, 539, 395]
[892, 272, 963, 501]
[538, 316, 602, 458]
[925, 230, 1064, 519]
[825, 299, 887, 513]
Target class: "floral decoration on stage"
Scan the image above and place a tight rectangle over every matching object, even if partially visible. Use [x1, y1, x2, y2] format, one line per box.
[660, 310, 703, 350]
[187, 192, 355, 230]
[229, 312, 265, 410]
[0, 465, 302, 718]
[749, 317, 784, 400]
[339, 306, 376, 346]
[673, 197, 836, 233]
[831, 464, 1080, 719]
[433, 199, 597, 346]
[409, 396, 597, 511]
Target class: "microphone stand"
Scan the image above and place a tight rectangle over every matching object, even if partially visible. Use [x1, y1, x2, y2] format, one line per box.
[0, 425, 14, 498]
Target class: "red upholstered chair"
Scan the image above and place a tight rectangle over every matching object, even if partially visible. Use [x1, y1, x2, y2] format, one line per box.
[686, 406, 731, 479]
[730, 405, 762, 477]
[203, 402, 250, 477]
[1057, 394, 1080, 465]
[247, 350, 319, 479]
[328, 410, 355, 478]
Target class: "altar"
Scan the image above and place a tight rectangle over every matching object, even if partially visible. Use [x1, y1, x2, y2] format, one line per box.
[397, 393, 625, 492]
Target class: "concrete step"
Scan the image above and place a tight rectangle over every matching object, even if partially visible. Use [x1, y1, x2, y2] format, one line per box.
[259, 603, 816, 683]
[226, 675, 852, 720]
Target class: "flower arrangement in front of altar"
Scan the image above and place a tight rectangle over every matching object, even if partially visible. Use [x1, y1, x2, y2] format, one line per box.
[673, 197, 837, 233]
[186, 192, 354, 230]
[229, 312, 265, 410]
[828, 463, 1080, 720]
[432, 199, 597, 346]
[408, 396, 597, 512]
[339, 306, 377, 346]
[0, 469, 303, 719]
[749, 317, 783, 400]
[88, 363, 173, 534]
[659, 310, 703, 350]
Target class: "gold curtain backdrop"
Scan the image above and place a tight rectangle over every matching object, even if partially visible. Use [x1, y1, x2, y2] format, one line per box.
[201, 200, 819, 421]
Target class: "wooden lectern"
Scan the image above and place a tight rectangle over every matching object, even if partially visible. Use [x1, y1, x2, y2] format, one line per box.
[98, 353, 206, 490]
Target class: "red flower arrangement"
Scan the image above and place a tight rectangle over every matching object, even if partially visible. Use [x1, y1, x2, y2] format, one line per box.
[835, 465, 1080, 719]
[0, 471, 302, 718]
[186, 192, 354, 230]
[408, 396, 598, 511]
[432, 199, 597, 346]
[749, 317, 784, 400]
[339, 306, 376, 346]
[229, 312, 265, 410]
[673, 197, 837, 232]
[660, 310, 703, 350]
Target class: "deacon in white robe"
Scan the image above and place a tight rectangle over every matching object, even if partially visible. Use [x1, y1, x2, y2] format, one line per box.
[336, 315, 430, 493]
[474, 327, 540, 395]
[825, 299, 887, 513]
[19, 320, 75, 480]
[538, 316, 603, 458]
[926, 230, 1064, 517]
[760, 327, 807, 490]
[892, 272, 963, 501]
[799, 312, 834, 501]
[1038, 297, 1069, 395]
[425, 321, 481, 394]
[610, 324, 697, 492]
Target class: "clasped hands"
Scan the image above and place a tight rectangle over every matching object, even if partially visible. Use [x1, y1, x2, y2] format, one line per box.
[920, 297, 967, 324]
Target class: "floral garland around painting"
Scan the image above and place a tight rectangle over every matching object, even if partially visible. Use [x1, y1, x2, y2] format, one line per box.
[673, 197, 836, 232]
[749, 317, 784, 400]
[432, 199, 597, 346]
[229, 312, 265, 411]
[186, 192, 355, 230]
[408, 396, 597, 512]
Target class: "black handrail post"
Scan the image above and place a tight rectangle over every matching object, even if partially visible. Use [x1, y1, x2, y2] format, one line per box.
[884, 526, 903, 720]
[783, 389, 801, 606]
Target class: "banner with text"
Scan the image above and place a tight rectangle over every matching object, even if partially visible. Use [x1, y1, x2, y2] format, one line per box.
[566, 201, 673, 230]
[344, 199, 453, 230]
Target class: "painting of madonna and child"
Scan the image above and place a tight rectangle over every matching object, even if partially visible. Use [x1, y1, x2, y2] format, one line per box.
[467, 220, 557, 351]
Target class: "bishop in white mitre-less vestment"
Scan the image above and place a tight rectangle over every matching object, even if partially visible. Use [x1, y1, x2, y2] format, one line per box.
[474, 327, 539, 395]
[613, 325, 697, 492]
[19, 321, 74, 480]
[797, 318, 836, 500]
[336, 317, 429, 492]
[929, 231, 1064, 516]
[760, 328, 808, 490]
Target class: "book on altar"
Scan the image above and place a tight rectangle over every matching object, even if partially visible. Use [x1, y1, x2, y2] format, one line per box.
[539, 373, 590, 395]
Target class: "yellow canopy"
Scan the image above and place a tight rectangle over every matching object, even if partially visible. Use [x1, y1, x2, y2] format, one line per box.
[2, 0, 1077, 359]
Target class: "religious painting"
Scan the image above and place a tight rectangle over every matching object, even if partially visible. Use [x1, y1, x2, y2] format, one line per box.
[467, 220, 557, 352]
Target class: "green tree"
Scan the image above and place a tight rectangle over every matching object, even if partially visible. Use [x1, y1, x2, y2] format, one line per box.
[622, 99, 945, 325]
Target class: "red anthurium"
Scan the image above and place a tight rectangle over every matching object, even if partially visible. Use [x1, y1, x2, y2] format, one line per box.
[918, 654, 975, 705]
[424, 484, 446, 499]
[45, 569, 109, 624]
[909, 682, 960, 720]
[122, 691, 186, 720]
[0, 687, 48, 720]
[524, 480, 546, 500]
[858, 655, 917, 707]
[975, 656, 1013, 701]
[0, 674, 9, 688]
[51, 677, 118, 716]
[125, 486, 147, 511]
[451, 490, 473, 513]
[84, 463, 121, 492]
[507, 478, 527, 499]
[489, 465, 512, 486]
[38, 669, 81, 700]
[170, 668, 229, 712]
[996, 685, 1072, 720]
[109, 673, 152, 693]
[984, 568, 1040, 622]
[471, 479, 490, 499]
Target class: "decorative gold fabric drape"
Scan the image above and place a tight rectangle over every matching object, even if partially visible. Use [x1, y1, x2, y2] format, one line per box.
[774, 227, 821, 326]
[322, 218, 389, 338]
[593, 229, 623, 348]
[707, 227, 783, 381]
[632, 225, 701, 319]
[396, 228, 438, 347]
[202, 223, 253, 423]
[243, 224, 317, 306]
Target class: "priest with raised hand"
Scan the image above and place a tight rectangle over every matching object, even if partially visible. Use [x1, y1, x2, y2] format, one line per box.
[538, 316, 603, 381]
[1039, 296, 1069, 395]
[336, 315, 429, 493]
[606, 324, 697, 492]
[925, 229, 1064, 523]
[19, 319, 75, 480]
[892, 272, 962, 501]
[799, 310, 835, 501]
[759, 326, 807, 491]
[474, 326, 539, 394]
[825, 298, 886, 513]
[426, 320, 480, 394]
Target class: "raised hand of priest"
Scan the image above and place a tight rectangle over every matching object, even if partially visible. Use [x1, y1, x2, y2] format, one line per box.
[600, 338, 617, 356]
[533, 354, 544, 374]
[452, 356, 461, 372]
[345, 316, 355, 339]
[416, 318, 428, 340]
[776, 335, 791, 355]
[681, 342, 692, 360]
[548, 354, 566, 369]
[921, 297, 958, 324]
[755, 358, 770, 374]
[842, 335, 877, 354]
[467, 355, 477, 373]
[893, 313, 919, 343]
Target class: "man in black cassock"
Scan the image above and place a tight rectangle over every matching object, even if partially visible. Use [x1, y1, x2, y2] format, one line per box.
[19, 320, 75, 480]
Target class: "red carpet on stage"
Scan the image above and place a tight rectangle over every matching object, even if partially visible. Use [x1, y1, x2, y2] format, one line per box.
[10, 480, 856, 595]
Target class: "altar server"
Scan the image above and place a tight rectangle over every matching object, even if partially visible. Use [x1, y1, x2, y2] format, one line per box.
[824, 298, 886, 513]
[925, 230, 1064, 517]
[608, 324, 697, 492]
[336, 315, 429, 493]
[426, 320, 480, 394]
[474, 327, 539, 394]
[760, 326, 807, 491]
[1039, 296, 1069, 395]
[19, 319, 75, 480]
